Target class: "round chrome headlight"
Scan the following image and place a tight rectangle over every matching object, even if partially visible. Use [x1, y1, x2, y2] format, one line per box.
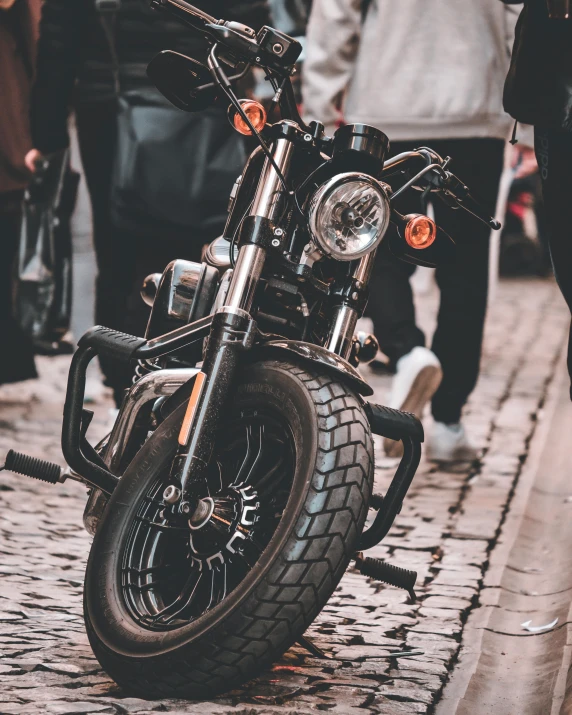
[308, 173, 391, 261]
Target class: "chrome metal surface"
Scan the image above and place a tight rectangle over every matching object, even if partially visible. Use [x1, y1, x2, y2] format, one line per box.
[213, 269, 233, 313]
[162, 260, 203, 320]
[355, 332, 380, 364]
[163, 485, 181, 504]
[251, 137, 294, 220]
[326, 304, 359, 361]
[308, 172, 391, 262]
[83, 368, 199, 535]
[223, 244, 266, 312]
[204, 237, 237, 272]
[353, 249, 378, 286]
[141, 273, 162, 307]
[105, 368, 200, 474]
[188, 497, 214, 530]
[382, 150, 428, 172]
[141, 313, 213, 359]
[223, 137, 294, 313]
[146, 260, 219, 339]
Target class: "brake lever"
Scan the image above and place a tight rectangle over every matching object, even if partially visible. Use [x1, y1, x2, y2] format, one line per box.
[441, 172, 501, 230]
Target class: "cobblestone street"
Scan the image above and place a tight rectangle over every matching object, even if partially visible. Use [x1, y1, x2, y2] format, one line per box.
[0, 277, 569, 715]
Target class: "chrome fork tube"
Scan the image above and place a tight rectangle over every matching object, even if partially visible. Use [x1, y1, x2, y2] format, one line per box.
[326, 305, 359, 361]
[223, 245, 266, 313]
[224, 137, 294, 313]
[172, 137, 295, 510]
[251, 137, 294, 220]
[326, 250, 378, 361]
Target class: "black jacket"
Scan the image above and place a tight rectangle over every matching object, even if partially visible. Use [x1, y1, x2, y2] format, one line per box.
[502, 0, 572, 131]
[31, 0, 269, 152]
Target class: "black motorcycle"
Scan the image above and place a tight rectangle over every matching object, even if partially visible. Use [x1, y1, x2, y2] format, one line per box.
[4, 0, 500, 699]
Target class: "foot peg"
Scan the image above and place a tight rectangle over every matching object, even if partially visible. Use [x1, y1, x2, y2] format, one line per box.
[355, 552, 417, 602]
[3, 450, 63, 484]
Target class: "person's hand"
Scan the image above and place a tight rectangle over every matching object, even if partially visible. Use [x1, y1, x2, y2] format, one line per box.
[24, 149, 43, 173]
[0, 0, 17, 10]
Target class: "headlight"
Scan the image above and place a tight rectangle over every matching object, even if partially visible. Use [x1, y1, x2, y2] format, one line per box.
[308, 173, 391, 261]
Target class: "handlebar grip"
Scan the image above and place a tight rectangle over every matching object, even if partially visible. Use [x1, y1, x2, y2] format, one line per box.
[151, 0, 217, 25]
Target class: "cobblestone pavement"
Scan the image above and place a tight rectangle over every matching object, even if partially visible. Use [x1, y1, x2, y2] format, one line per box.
[0, 278, 568, 715]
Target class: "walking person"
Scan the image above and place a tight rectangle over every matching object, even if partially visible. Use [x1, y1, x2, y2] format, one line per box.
[303, 0, 520, 461]
[26, 0, 269, 406]
[500, 0, 572, 396]
[0, 0, 40, 386]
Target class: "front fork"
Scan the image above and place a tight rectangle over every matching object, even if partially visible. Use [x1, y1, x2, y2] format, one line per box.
[325, 248, 378, 361]
[169, 138, 294, 512]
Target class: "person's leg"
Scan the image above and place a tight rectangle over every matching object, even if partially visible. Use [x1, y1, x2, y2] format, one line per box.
[368, 140, 430, 364]
[75, 101, 135, 402]
[429, 138, 505, 427]
[369, 142, 443, 457]
[368, 239, 424, 365]
[0, 208, 37, 385]
[534, 128, 572, 397]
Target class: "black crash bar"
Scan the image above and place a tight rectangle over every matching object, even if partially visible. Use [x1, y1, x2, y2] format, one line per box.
[358, 403, 423, 551]
[61, 315, 214, 494]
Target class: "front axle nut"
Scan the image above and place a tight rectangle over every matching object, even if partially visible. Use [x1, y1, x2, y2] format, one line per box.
[163, 485, 181, 504]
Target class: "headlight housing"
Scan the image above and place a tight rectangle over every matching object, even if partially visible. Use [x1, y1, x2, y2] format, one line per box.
[308, 173, 391, 261]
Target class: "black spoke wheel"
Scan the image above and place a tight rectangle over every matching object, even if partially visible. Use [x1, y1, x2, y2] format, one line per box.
[84, 360, 374, 699]
[121, 408, 295, 630]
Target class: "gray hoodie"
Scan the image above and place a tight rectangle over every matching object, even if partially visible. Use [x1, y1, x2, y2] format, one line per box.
[303, 0, 521, 141]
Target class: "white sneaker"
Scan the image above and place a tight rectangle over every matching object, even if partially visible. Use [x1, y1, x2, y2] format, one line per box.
[384, 347, 443, 458]
[426, 422, 478, 463]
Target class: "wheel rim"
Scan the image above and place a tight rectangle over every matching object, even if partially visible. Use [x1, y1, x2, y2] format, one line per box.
[121, 405, 296, 631]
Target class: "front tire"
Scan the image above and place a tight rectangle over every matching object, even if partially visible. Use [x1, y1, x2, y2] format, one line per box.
[84, 360, 374, 699]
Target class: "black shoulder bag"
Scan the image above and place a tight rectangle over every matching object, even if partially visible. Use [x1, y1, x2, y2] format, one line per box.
[15, 149, 79, 354]
[98, 1, 248, 241]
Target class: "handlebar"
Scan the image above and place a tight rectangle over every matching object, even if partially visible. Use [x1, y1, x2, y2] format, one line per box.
[151, 0, 217, 26]
[382, 150, 501, 230]
[150, 0, 302, 74]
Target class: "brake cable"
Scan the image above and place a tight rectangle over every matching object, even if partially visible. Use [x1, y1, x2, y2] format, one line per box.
[389, 163, 446, 204]
[207, 45, 292, 196]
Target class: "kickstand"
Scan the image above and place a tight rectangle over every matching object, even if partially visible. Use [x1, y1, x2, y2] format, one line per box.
[297, 635, 330, 659]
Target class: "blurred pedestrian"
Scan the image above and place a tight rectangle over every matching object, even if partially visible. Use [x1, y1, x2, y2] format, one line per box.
[501, 0, 572, 395]
[26, 0, 269, 406]
[0, 0, 40, 386]
[303, 0, 519, 462]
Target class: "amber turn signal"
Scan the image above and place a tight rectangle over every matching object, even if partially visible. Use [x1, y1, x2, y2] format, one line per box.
[404, 214, 437, 249]
[229, 100, 267, 136]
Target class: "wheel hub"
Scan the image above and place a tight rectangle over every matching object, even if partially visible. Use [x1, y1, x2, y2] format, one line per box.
[188, 485, 260, 569]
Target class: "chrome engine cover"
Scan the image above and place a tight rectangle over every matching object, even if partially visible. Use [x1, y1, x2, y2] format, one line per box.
[145, 259, 219, 339]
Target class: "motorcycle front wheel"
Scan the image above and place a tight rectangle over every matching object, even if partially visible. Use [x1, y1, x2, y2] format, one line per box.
[84, 359, 374, 699]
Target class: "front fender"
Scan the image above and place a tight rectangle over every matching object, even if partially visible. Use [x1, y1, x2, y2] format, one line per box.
[254, 339, 373, 397]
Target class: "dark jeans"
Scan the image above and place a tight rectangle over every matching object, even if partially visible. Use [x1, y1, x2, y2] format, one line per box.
[368, 138, 505, 424]
[75, 101, 202, 403]
[534, 128, 572, 398]
[0, 209, 37, 385]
